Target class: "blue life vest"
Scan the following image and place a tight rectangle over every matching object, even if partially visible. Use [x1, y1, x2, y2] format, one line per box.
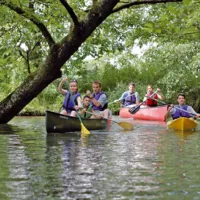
[124, 93, 136, 106]
[63, 91, 80, 113]
[172, 105, 191, 119]
[92, 92, 108, 111]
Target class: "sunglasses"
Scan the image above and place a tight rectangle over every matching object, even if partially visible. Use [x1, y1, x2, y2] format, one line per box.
[70, 79, 78, 83]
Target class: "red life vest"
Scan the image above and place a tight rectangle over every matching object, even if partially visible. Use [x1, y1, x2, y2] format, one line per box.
[146, 93, 158, 106]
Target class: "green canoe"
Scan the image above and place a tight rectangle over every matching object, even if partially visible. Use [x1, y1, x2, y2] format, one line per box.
[45, 110, 109, 133]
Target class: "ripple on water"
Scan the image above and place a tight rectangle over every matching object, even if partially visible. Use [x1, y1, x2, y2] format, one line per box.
[0, 117, 200, 199]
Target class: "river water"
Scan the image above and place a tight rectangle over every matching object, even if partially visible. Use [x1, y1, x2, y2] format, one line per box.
[0, 116, 200, 200]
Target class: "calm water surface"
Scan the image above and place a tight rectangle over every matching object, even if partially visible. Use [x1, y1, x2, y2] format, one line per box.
[0, 116, 200, 200]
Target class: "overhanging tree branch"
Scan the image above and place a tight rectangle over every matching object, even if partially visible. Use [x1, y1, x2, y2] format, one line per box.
[1, 0, 187, 123]
[113, 0, 182, 13]
[59, 0, 79, 25]
[3, 2, 55, 47]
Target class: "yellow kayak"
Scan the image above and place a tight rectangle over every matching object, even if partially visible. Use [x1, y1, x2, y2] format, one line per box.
[167, 117, 198, 131]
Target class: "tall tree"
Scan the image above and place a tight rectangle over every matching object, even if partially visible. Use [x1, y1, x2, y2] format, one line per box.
[0, 0, 182, 123]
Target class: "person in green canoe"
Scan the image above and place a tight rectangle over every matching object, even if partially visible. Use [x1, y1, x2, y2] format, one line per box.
[58, 77, 82, 116]
[71, 95, 94, 119]
[164, 93, 200, 121]
[86, 80, 111, 119]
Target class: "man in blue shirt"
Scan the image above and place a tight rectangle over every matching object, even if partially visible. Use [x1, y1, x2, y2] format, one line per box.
[87, 80, 111, 118]
[114, 82, 140, 107]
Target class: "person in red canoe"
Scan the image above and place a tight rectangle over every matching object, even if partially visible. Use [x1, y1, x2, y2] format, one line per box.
[143, 85, 164, 107]
[113, 82, 140, 107]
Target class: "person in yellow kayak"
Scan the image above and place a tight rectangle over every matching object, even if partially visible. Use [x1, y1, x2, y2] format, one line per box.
[164, 93, 200, 121]
[143, 85, 164, 107]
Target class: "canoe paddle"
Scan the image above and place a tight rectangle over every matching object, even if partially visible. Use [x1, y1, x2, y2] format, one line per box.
[84, 111, 134, 131]
[129, 90, 158, 114]
[67, 83, 90, 135]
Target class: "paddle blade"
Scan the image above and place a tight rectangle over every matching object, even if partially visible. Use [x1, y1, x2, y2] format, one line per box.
[129, 105, 140, 114]
[117, 122, 134, 131]
[80, 123, 91, 134]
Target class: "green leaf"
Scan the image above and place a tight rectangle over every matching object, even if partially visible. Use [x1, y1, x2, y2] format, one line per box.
[183, 0, 191, 6]
[160, 14, 168, 21]
[143, 27, 153, 33]
[168, 5, 176, 13]
[155, 29, 162, 33]
[144, 22, 154, 28]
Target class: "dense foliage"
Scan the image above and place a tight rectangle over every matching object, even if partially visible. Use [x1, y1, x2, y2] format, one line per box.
[1, 0, 200, 115]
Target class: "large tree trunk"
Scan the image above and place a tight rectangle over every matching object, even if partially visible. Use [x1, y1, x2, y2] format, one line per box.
[0, 45, 61, 123]
[0, 0, 120, 123]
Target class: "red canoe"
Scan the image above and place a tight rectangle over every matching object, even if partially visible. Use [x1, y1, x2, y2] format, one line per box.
[119, 105, 168, 121]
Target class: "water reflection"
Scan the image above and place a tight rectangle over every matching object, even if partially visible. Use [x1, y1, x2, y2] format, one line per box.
[0, 124, 19, 134]
[0, 124, 33, 199]
[173, 130, 196, 140]
[45, 127, 165, 199]
[46, 133, 110, 199]
[0, 117, 199, 199]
